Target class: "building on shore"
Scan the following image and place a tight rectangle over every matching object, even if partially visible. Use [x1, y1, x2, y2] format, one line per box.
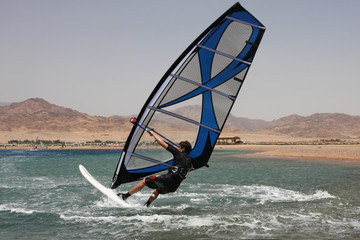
[216, 136, 243, 145]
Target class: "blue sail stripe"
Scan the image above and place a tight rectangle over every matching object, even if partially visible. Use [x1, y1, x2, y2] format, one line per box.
[190, 127, 219, 158]
[202, 91, 218, 130]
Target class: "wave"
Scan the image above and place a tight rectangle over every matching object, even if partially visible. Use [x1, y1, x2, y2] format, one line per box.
[177, 183, 337, 205]
[0, 203, 38, 215]
[232, 185, 336, 204]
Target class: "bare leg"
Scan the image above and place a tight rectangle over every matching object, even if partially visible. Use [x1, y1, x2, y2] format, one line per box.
[129, 178, 146, 195]
[148, 190, 159, 202]
[144, 190, 159, 207]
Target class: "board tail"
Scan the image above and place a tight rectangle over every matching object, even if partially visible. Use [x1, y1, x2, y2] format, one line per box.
[79, 164, 132, 207]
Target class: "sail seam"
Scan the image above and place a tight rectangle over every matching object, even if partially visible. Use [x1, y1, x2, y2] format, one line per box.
[147, 106, 221, 134]
[197, 44, 251, 65]
[170, 73, 236, 101]
[226, 16, 266, 30]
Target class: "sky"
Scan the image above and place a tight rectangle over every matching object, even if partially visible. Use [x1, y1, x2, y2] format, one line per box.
[1, 0, 359, 121]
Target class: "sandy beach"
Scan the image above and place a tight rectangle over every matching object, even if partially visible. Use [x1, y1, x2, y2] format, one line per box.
[215, 144, 360, 161]
[213, 132, 360, 161]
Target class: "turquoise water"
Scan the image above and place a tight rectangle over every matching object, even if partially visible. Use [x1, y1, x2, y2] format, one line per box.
[1, 149, 360, 239]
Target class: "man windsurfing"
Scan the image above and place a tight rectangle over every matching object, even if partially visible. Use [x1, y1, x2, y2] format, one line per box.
[118, 129, 193, 207]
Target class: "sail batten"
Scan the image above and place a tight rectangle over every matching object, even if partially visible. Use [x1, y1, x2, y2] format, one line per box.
[147, 106, 222, 134]
[226, 16, 266, 30]
[129, 152, 173, 168]
[197, 44, 252, 65]
[170, 74, 236, 101]
[111, 2, 265, 189]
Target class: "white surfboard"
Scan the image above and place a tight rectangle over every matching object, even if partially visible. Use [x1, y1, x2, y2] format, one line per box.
[79, 164, 131, 207]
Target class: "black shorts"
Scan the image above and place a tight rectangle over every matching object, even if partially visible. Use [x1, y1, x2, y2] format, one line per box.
[145, 174, 180, 194]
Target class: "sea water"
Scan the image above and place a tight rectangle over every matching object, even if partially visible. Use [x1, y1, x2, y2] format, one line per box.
[0, 149, 359, 239]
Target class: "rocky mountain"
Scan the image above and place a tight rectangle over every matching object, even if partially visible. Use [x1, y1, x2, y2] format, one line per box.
[0, 98, 129, 132]
[226, 115, 267, 131]
[1, 98, 359, 142]
[261, 113, 360, 139]
[0, 98, 267, 142]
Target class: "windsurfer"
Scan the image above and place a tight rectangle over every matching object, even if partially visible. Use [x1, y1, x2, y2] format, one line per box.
[118, 129, 193, 207]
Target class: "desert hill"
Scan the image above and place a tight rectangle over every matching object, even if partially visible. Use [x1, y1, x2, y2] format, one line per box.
[260, 113, 360, 139]
[1, 98, 359, 143]
[0, 98, 129, 132]
[0, 98, 131, 142]
[0, 98, 258, 143]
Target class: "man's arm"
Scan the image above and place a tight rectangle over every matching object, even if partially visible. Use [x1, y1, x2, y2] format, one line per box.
[148, 130, 168, 149]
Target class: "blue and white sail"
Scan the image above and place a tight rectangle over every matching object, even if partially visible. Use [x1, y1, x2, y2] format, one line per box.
[111, 2, 265, 188]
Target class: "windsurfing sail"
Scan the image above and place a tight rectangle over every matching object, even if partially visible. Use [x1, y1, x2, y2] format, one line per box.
[111, 2, 265, 189]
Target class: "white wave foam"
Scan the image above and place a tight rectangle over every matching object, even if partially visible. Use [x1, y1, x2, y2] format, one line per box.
[217, 184, 336, 204]
[0, 203, 36, 214]
[60, 214, 119, 223]
[95, 183, 337, 210]
[94, 196, 142, 209]
[154, 183, 336, 206]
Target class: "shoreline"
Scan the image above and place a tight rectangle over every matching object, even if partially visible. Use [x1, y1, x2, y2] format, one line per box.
[3, 143, 360, 162]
